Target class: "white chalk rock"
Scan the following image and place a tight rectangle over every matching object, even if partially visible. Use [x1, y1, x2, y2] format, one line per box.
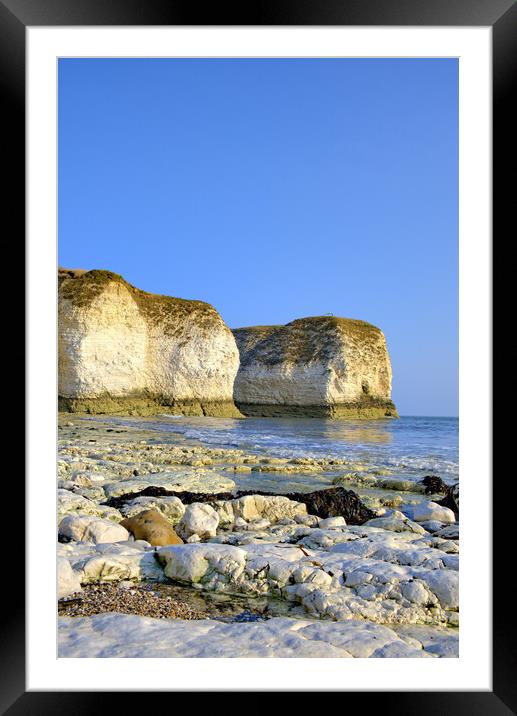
[68, 542, 165, 584]
[58, 613, 458, 658]
[103, 471, 235, 498]
[247, 518, 271, 531]
[365, 512, 426, 535]
[58, 269, 241, 417]
[424, 570, 459, 609]
[412, 502, 456, 524]
[57, 557, 82, 599]
[232, 317, 397, 418]
[294, 513, 320, 527]
[157, 543, 246, 584]
[231, 494, 307, 523]
[120, 496, 185, 523]
[319, 516, 347, 529]
[233, 517, 248, 530]
[59, 514, 129, 544]
[176, 503, 220, 540]
[58, 488, 122, 522]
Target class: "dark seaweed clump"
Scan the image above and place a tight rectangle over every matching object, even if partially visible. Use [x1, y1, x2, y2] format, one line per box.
[420, 475, 449, 495]
[104, 485, 375, 525]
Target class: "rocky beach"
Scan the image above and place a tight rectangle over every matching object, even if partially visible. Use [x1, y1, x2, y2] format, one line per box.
[58, 415, 459, 658]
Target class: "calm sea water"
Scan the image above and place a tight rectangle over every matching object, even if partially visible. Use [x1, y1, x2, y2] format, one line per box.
[106, 415, 458, 484]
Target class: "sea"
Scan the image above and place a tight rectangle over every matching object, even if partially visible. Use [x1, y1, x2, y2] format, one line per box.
[101, 415, 459, 490]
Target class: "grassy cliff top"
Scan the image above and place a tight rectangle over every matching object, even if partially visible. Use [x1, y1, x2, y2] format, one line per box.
[59, 268, 222, 336]
[233, 316, 385, 366]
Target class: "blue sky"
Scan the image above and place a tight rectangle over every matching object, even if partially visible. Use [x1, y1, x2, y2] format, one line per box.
[58, 58, 458, 417]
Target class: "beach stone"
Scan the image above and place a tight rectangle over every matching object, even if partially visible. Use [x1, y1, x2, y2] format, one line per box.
[433, 524, 459, 540]
[69, 543, 165, 584]
[177, 503, 220, 541]
[58, 557, 82, 599]
[103, 471, 235, 498]
[418, 520, 447, 533]
[69, 473, 94, 487]
[400, 580, 431, 606]
[247, 518, 271, 531]
[120, 510, 183, 547]
[157, 543, 247, 584]
[319, 516, 347, 529]
[59, 514, 130, 544]
[294, 513, 319, 527]
[365, 512, 426, 535]
[120, 496, 185, 523]
[231, 495, 307, 523]
[58, 488, 122, 522]
[424, 570, 459, 609]
[411, 502, 456, 524]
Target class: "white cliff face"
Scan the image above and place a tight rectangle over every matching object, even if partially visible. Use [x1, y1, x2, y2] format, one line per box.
[233, 317, 396, 418]
[58, 269, 241, 416]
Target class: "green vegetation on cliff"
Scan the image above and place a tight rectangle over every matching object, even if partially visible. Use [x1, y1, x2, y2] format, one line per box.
[233, 316, 385, 367]
[59, 269, 221, 337]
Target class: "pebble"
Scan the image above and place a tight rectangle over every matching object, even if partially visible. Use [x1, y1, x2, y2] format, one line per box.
[58, 583, 204, 620]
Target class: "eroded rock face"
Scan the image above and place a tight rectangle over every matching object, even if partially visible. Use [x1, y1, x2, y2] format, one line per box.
[232, 317, 397, 418]
[58, 269, 241, 417]
[59, 514, 130, 544]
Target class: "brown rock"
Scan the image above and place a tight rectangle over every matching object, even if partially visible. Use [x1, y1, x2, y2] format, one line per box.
[120, 509, 183, 546]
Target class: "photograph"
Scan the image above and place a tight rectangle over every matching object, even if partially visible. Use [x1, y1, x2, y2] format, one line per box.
[56, 56, 460, 659]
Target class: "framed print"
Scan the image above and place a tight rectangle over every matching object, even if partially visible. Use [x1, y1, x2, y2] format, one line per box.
[3, 0, 513, 710]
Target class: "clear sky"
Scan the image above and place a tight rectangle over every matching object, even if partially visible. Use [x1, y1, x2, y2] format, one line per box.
[58, 58, 458, 417]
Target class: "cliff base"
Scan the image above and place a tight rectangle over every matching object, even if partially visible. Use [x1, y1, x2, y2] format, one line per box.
[58, 395, 243, 418]
[235, 399, 398, 419]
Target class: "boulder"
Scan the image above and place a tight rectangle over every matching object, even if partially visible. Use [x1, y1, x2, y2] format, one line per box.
[411, 502, 456, 525]
[176, 503, 220, 541]
[232, 316, 397, 418]
[157, 543, 247, 583]
[319, 516, 347, 529]
[120, 496, 185, 523]
[229, 494, 307, 523]
[58, 488, 122, 522]
[58, 268, 241, 417]
[423, 570, 459, 609]
[120, 509, 183, 546]
[57, 557, 82, 599]
[59, 514, 130, 544]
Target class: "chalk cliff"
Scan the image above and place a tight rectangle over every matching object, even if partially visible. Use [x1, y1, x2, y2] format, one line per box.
[232, 317, 397, 418]
[58, 269, 242, 417]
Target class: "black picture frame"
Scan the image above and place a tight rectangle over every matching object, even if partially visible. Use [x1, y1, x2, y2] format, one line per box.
[6, 0, 511, 710]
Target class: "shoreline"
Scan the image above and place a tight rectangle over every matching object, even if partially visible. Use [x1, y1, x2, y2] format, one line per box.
[57, 414, 459, 658]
